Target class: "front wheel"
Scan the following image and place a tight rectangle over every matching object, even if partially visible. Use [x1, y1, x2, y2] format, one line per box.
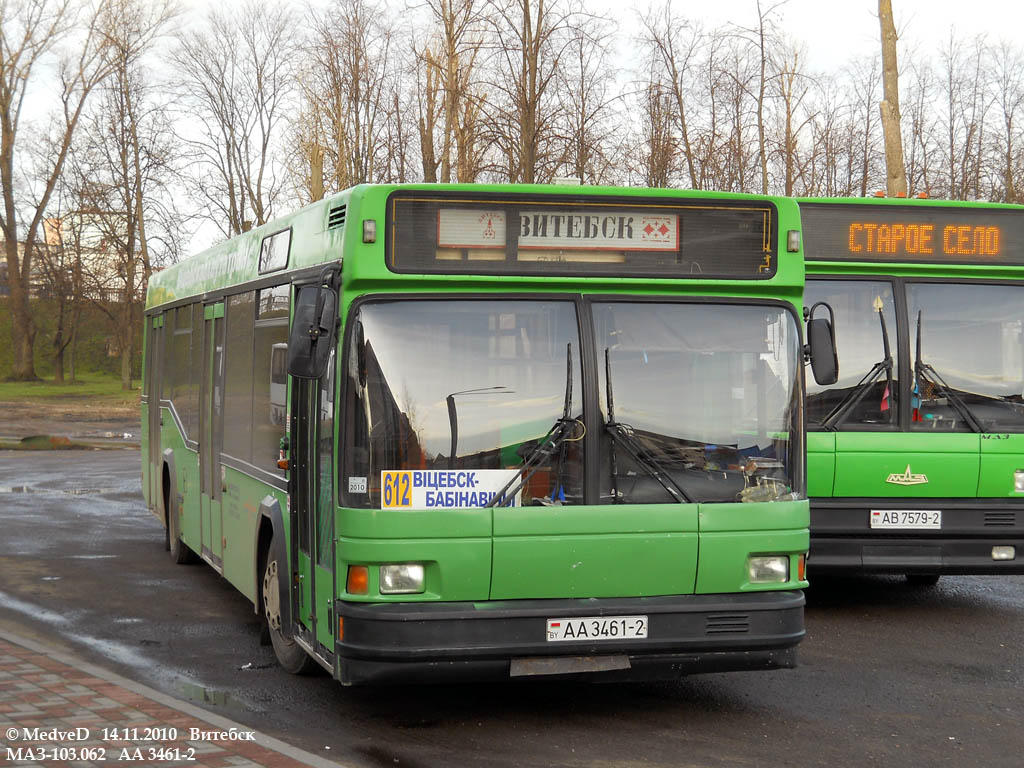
[262, 546, 317, 675]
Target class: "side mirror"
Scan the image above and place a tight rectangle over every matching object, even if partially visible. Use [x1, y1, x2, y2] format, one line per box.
[806, 302, 839, 386]
[287, 283, 338, 379]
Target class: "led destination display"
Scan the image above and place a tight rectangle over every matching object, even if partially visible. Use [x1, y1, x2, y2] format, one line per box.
[801, 202, 1024, 264]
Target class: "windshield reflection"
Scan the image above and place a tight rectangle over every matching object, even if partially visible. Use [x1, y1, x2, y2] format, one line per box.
[341, 299, 802, 508]
[594, 302, 801, 503]
[805, 280, 900, 428]
[342, 300, 584, 508]
[908, 283, 1024, 432]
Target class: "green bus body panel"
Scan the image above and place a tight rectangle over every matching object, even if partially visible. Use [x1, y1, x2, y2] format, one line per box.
[337, 537, 493, 602]
[221, 466, 277, 602]
[490, 503, 699, 599]
[807, 432, 836, 497]
[696, 533, 809, 594]
[490, 533, 698, 599]
[695, 501, 808, 594]
[315, 565, 334, 648]
[980, 434, 1024, 497]
[339, 507, 492, 539]
[493, 504, 698, 536]
[831, 433, 979, 497]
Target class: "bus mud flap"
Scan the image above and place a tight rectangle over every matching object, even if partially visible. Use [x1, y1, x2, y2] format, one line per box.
[509, 655, 631, 677]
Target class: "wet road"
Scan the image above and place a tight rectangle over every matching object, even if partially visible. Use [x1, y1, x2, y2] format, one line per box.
[0, 449, 1021, 767]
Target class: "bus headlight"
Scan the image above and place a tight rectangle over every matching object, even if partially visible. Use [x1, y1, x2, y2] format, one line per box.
[1014, 470, 1024, 493]
[748, 556, 790, 583]
[379, 564, 424, 594]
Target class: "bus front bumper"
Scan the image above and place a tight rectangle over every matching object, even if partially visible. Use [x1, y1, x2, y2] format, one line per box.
[810, 499, 1024, 575]
[334, 591, 804, 685]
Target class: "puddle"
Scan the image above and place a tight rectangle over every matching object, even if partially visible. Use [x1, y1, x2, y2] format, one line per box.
[180, 682, 235, 708]
[0, 485, 116, 495]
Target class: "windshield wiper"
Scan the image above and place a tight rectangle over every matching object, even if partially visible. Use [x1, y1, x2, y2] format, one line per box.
[488, 343, 579, 507]
[822, 307, 894, 430]
[604, 348, 693, 504]
[913, 310, 984, 433]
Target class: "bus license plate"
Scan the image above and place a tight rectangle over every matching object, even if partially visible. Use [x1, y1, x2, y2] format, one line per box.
[870, 510, 941, 529]
[546, 616, 648, 642]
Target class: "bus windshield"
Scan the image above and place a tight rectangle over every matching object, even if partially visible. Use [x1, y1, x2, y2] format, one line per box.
[907, 282, 1024, 432]
[594, 302, 801, 503]
[342, 298, 801, 507]
[342, 300, 584, 507]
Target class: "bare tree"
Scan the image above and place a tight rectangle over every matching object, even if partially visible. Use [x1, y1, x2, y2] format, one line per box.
[1, 0, 114, 381]
[767, 40, 814, 196]
[902, 59, 939, 196]
[175, 0, 295, 237]
[936, 34, 990, 200]
[482, 0, 578, 183]
[414, 0, 486, 183]
[639, 5, 703, 188]
[298, 0, 397, 193]
[990, 41, 1024, 202]
[878, 0, 907, 196]
[553, 12, 623, 183]
[76, 0, 179, 389]
[631, 79, 678, 187]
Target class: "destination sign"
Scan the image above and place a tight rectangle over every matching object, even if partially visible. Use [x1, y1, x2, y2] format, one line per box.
[801, 202, 1024, 264]
[438, 208, 679, 252]
[380, 469, 520, 509]
[390, 193, 776, 278]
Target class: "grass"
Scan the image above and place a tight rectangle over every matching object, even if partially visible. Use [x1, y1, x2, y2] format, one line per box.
[0, 372, 138, 411]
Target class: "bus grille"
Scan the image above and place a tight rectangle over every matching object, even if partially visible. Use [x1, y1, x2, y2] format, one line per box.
[705, 614, 750, 634]
[984, 512, 1016, 527]
[327, 204, 347, 230]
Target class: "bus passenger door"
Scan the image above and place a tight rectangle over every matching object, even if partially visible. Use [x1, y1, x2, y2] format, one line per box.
[199, 303, 226, 569]
[289, 350, 336, 657]
[146, 314, 164, 508]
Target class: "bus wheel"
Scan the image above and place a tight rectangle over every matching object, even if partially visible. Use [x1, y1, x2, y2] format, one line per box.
[906, 573, 940, 587]
[262, 547, 317, 675]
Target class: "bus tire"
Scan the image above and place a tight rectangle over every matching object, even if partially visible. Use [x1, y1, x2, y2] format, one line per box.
[164, 471, 197, 565]
[905, 573, 940, 586]
[262, 544, 317, 675]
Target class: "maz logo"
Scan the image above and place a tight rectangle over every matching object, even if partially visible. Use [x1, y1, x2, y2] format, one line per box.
[886, 465, 929, 486]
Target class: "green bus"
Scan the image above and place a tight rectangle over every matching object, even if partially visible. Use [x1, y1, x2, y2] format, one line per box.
[141, 183, 833, 684]
[802, 196, 1024, 583]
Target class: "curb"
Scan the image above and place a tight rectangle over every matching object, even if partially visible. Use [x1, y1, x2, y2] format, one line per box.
[0, 625, 350, 768]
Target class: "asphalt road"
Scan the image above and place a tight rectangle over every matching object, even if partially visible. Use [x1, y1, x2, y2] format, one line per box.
[0, 449, 1021, 767]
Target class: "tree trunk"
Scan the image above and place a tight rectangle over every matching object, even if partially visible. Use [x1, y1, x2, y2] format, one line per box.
[878, 0, 908, 196]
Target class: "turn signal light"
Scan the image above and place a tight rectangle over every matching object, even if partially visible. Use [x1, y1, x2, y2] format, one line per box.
[346, 565, 369, 595]
[338, 616, 344, 641]
[797, 554, 807, 581]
